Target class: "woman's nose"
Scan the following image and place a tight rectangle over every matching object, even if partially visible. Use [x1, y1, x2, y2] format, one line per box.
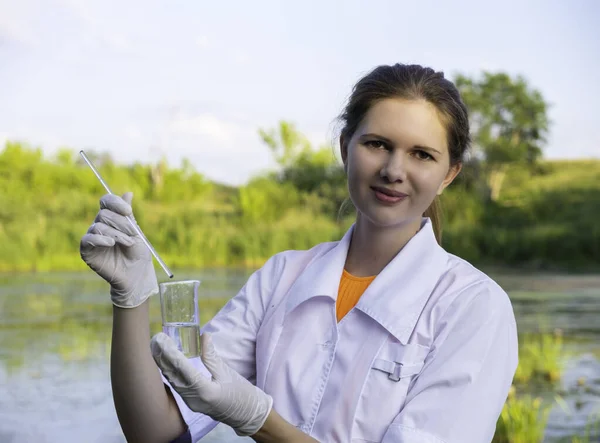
[380, 151, 407, 183]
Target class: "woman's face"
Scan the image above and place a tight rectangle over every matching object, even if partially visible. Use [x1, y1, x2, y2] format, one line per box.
[342, 98, 461, 230]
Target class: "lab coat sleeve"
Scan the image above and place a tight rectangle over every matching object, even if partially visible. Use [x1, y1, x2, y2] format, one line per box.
[381, 282, 519, 443]
[160, 253, 284, 442]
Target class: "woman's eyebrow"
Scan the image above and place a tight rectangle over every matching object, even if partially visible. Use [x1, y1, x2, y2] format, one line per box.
[360, 132, 392, 143]
[360, 133, 441, 155]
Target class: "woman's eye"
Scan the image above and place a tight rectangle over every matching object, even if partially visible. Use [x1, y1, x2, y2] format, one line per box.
[415, 150, 433, 160]
[365, 140, 386, 150]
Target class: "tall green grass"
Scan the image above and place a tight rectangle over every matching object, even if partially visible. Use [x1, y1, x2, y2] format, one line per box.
[514, 329, 564, 385]
[493, 391, 553, 443]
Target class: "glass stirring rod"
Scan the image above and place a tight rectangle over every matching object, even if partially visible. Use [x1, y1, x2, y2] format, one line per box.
[79, 150, 174, 279]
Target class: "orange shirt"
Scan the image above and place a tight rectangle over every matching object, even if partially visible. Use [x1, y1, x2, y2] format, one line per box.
[336, 269, 376, 322]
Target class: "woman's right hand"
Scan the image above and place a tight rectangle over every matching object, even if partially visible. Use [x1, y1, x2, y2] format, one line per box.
[80, 192, 159, 308]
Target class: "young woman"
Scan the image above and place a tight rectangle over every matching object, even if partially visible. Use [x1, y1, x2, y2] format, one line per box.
[80, 63, 518, 443]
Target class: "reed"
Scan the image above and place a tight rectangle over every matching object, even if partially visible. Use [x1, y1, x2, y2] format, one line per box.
[493, 390, 553, 443]
[514, 329, 564, 385]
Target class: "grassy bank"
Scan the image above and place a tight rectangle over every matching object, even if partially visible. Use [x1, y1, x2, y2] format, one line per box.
[2, 142, 600, 272]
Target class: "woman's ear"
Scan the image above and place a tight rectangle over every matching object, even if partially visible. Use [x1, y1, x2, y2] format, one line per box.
[437, 162, 463, 195]
[340, 135, 348, 172]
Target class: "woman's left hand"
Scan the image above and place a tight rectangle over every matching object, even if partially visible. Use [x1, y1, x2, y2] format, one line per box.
[151, 332, 273, 437]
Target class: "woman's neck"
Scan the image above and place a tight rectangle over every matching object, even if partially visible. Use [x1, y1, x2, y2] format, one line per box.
[344, 214, 423, 277]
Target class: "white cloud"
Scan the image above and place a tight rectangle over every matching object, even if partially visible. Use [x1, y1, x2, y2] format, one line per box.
[166, 112, 250, 147]
[147, 111, 274, 184]
[109, 111, 276, 185]
[195, 35, 210, 49]
[57, 0, 135, 54]
[101, 32, 134, 53]
[124, 125, 142, 141]
[234, 52, 250, 64]
[0, 3, 39, 48]
[0, 128, 69, 156]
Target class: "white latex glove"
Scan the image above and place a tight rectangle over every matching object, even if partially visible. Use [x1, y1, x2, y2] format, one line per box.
[151, 332, 273, 437]
[80, 192, 159, 308]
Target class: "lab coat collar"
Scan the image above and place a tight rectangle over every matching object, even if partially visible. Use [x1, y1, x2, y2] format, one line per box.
[284, 224, 354, 316]
[284, 218, 448, 344]
[355, 219, 448, 344]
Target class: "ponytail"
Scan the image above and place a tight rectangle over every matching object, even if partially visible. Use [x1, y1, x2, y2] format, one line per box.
[424, 196, 443, 244]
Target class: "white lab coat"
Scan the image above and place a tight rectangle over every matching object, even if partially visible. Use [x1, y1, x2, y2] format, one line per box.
[163, 218, 518, 443]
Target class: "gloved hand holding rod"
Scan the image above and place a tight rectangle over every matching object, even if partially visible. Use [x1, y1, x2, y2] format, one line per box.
[79, 150, 173, 279]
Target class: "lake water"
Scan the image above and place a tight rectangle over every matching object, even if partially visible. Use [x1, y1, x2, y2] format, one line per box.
[1, 269, 599, 442]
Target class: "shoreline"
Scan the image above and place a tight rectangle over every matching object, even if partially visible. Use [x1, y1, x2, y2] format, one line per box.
[2, 262, 600, 277]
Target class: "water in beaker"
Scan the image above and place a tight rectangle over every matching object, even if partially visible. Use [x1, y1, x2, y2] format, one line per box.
[159, 280, 201, 358]
[162, 322, 201, 357]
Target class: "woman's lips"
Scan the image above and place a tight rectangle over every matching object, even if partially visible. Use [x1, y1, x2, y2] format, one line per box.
[371, 186, 408, 204]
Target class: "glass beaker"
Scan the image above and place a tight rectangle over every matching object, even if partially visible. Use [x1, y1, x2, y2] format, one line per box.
[159, 280, 201, 358]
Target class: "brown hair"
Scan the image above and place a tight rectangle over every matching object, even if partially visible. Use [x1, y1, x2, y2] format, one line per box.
[337, 63, 471, 243]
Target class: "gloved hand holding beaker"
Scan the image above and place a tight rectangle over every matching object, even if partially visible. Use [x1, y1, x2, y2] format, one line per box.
[80, 192, 159, 308]
[151, 331, 274, 437]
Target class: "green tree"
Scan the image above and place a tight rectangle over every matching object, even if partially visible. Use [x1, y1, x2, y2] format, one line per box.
[259, 121, 314, 169]
[238, 177, 299, 224]
[454, 72, 550, 201]
[258, 121, 347, 216]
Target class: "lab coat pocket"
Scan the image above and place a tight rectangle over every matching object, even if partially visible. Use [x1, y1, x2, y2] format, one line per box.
[353, 341, 430, 443]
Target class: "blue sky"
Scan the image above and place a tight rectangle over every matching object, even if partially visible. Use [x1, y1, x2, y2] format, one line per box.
[1, 0, 598, 185]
